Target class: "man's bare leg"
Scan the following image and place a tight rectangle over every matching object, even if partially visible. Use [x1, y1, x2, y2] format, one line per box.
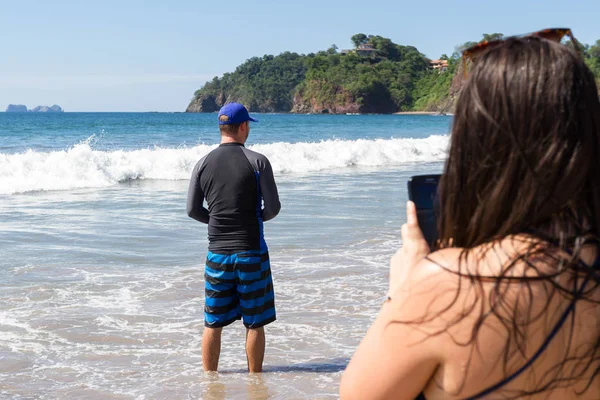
[202, 327, 223, 371]
[245, 327, 265, 373]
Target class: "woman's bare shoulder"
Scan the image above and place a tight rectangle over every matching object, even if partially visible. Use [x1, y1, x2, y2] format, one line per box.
[423, 237, 541, 278]
[389, 248, 468, 317]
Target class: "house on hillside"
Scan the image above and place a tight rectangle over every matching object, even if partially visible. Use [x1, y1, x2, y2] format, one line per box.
[356, 44, 376, 56]
[340, 44, 377, 56]
[430, 59, 449, 72]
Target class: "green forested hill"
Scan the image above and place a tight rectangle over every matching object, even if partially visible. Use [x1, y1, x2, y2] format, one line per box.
[193, 52, 308, 112]
[186, 34, 600, 114]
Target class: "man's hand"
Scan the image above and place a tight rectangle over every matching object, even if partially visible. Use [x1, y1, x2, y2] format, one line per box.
[389, 201, 431, 292]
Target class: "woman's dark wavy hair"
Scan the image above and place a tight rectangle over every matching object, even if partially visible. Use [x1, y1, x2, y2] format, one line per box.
[431, 36, 600, 397]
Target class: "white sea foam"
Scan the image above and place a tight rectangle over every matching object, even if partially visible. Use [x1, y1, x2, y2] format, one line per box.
[0, 166, 412, 398]
[0, 135, 448, 194]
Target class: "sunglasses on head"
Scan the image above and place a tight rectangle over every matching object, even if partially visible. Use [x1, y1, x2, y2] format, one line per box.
[461, 28, 576, 77]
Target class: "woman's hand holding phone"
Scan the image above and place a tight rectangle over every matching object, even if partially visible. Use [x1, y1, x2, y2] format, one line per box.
[389, 201, 431, 293]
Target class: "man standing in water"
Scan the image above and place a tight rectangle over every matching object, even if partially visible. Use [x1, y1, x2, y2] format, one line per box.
[187, 102, 281, 372]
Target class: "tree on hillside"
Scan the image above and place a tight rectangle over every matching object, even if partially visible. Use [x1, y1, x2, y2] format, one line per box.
[584, 39, 600, 79]
[449, 34, 503, 59]
[367, 35, 400, 60]
[565, 37, 587, 54]
[351, 33, 368, 48]
[451, 41, 478, 59]
[589, 39, 600, 60]
[481, 33, 504, 42]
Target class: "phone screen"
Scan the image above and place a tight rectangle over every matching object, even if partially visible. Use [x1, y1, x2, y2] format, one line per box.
[407, 175, 441, 247]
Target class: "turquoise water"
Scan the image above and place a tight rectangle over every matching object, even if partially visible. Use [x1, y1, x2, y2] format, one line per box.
[0, 113, 451, 399]
[0, 112, 450, 153]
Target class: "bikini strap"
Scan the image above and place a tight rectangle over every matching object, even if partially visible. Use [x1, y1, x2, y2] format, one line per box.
[464, 277, 589, 400]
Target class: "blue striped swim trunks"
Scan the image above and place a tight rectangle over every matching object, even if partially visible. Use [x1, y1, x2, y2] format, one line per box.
[204, 249, 276, 329]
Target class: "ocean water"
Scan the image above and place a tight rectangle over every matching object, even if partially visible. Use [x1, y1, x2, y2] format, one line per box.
[0, 113, 451, 399]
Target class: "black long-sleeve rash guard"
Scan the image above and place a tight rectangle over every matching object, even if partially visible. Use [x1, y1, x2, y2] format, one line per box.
[186, 142, 281, 252]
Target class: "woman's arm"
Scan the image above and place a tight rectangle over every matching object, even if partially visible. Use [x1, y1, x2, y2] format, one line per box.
[340, 299, 442, 400]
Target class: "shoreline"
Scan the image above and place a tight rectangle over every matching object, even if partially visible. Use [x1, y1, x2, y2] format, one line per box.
[394, 111, 439, 115]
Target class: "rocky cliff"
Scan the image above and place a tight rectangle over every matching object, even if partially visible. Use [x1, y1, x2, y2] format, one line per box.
[186, 92, 291, 113]
[186, 94, 221, 113]
[290, 84, 362, 114]
[188, 89, 376, 114]
[437, 62, 466, 114]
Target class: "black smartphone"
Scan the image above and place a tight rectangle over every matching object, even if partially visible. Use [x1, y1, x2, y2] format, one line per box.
[407, 174, 441, 247]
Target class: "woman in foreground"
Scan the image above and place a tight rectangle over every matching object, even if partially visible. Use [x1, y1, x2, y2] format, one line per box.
[341, 32, 600, 399]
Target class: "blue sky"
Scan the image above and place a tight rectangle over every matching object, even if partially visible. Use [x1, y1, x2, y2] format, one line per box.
[1, 0, 599, 112]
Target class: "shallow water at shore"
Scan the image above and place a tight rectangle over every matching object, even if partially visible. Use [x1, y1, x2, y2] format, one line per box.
[0, 113, 449, 398]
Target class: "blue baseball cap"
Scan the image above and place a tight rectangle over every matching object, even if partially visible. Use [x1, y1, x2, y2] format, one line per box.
[218, 102, 258, 125]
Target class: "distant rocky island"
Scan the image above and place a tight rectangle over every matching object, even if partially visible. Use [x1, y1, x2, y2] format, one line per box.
[5, 104, 64, 112]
